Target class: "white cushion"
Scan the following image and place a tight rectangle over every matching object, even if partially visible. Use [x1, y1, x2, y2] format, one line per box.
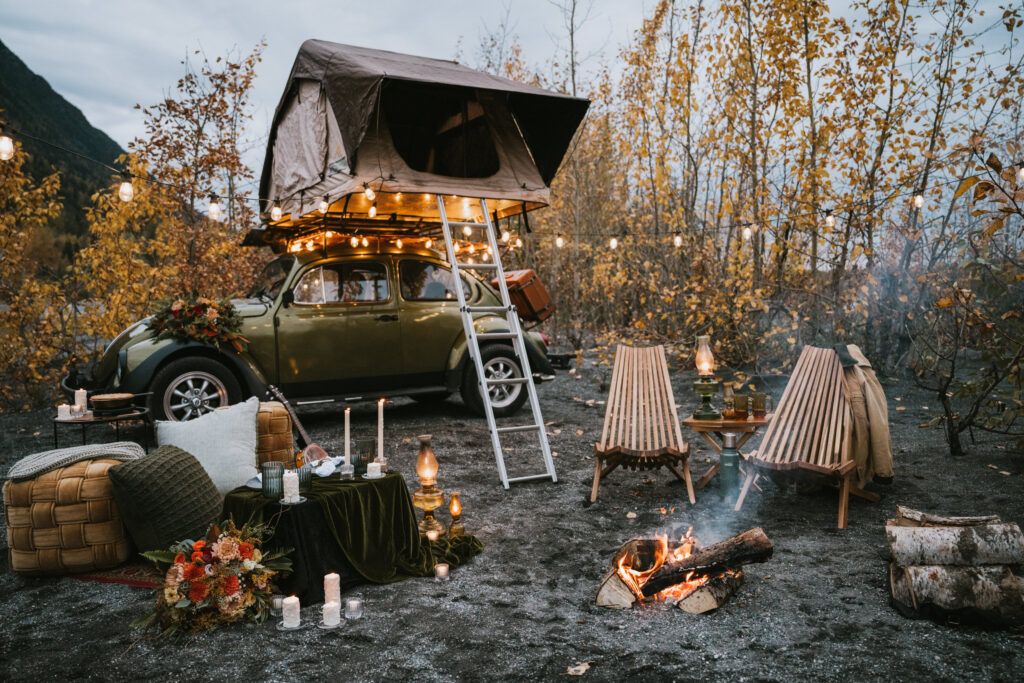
[156, 396, 260, 494]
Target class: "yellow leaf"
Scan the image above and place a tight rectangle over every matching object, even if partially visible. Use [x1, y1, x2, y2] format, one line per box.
[934, 297, 954, 309]
[953, 176, 980, 200]
[898, 295, 908, 303]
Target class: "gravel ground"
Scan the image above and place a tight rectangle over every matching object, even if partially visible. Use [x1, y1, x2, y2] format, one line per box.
[1, 354, 1022, 682]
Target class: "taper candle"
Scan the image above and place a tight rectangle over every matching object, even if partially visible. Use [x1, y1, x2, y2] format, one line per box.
[344, 407, 351, 464]
[377, 398, 384, 462]
[324, 572, 340, 605]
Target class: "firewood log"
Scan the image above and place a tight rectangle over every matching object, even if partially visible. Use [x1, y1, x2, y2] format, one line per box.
[894, 506, 1001, 527]
[640, 528, 772, 598]
[889, 563, 1024, 627]
[676, 571, 745, 614]
[886, 523, 1024, 566]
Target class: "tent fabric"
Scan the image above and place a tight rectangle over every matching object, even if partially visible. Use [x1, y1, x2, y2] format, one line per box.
[259, 40, 589, 223]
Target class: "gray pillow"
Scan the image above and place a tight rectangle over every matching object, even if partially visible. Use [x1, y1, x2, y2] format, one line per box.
[156, 396, 259, 494]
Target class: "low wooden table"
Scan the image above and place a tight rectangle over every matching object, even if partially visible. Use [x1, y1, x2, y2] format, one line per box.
[682, 414, 771, 489]
[52, 409, 151, 449]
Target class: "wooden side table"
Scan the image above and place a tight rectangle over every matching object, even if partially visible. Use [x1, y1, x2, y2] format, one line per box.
[682, 414, 771, 489]
[52, 409, 151, 450]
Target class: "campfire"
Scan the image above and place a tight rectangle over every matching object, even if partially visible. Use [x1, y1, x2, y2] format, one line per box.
[597, 528, 773, 613]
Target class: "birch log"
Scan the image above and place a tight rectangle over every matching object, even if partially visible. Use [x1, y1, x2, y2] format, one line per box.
[885, 523, 1024, 566]
[889, 563, 1024, 627]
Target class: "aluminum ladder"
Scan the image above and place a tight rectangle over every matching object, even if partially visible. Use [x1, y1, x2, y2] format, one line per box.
[436, 195, 558, 489]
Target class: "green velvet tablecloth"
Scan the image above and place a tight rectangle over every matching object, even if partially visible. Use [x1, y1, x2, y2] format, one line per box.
[222, 471, 482, 602]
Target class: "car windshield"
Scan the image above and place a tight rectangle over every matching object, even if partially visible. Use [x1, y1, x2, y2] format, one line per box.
[248, 255, 295, 299]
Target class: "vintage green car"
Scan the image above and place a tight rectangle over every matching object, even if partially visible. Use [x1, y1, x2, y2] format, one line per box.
[66, 243, 555, 420]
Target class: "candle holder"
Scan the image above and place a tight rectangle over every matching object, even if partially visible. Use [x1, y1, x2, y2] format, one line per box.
[412, 435, 446, 537]
[693, 334, 721, 420]
[448, 491, 465, 538]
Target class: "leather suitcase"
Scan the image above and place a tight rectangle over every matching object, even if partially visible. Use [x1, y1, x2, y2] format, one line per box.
[491, 269, 555, 323]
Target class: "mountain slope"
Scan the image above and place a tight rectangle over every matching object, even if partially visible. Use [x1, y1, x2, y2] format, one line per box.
[0, 38, 125, 244]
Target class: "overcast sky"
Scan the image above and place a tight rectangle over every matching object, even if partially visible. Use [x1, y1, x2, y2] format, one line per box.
[0, 0, 643, 166]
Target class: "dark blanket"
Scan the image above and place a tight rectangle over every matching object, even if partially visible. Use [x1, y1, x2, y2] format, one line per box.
[222, 471, 482, 603]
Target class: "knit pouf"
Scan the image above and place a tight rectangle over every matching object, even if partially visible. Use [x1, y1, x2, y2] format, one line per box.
[4, 459, 131, 575]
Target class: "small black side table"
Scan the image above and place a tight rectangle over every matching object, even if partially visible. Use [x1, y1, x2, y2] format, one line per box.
[52, 409, 151, 450]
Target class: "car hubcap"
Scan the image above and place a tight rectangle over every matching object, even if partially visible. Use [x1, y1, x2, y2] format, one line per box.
[482, 356, 522, 409]
[164, 371, 228, 421]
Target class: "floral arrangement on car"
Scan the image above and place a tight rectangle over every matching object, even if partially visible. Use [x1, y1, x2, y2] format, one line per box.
[147, 292, 248, 352]
[132, 520, 292, 638]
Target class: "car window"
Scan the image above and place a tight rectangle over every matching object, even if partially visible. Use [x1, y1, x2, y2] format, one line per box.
[248, 255, 294, 299]
[294, 262, 389, 305]
[400, 260, 470, 301]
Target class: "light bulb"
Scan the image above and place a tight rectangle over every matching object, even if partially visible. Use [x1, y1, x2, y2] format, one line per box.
[673, 234, 682, 248]
[468, 243, 475, 253]
[0, 134, 13, 161]
[425, 238, 433, 249]
[824, 214, 835, 228]
[742, 227, 752, 240]
[913, 194, 924, 209]
[364, 185, 375, 201]
[454, 242, 460, 253]
[369, 203, 377, 218]
[501, 230, 511, 243]
[325, 231, 334, 238]
[208, 196, 221, 221]
[319, 196, 329, 213]
[306, 241, 315, 251]
[289, 242, 301, 253]
[423, 193, 431, 200]
[362, 237, 369, 247]
[118, 179, 134, 203]
[351, 236, 359, 247]
[556, 235, 564, 248]
[514, 238, 522, 248]
[482, 251, 489, 260]
[463, 225, 472, 236]
[270, 203, 283, 221]
[396, 239, 403, 249]
[1018, 166, 1024, 183]
[609, 237, 618, 249]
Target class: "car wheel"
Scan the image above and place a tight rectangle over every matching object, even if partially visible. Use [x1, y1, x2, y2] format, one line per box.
[461, 346, 528, 418]
[150, 357, 242, 421]
[409, 391, 451, 404]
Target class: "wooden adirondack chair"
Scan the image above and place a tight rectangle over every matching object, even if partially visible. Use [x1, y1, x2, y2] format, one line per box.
[592, 345, 694, 503]
[733, 345, 880, 528]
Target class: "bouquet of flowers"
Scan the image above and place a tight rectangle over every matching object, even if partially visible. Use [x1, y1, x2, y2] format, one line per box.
[147, 293, 248, 352]
[132, 520, 291, 638]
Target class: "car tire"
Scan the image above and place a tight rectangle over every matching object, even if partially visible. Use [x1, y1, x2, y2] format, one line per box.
[409, 391, 451, 404]
[150, 356, 243, 421]
[460, 345, 528, 418]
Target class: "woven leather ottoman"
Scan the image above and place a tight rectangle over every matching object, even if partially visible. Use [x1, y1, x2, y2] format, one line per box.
[257, 401, 293, 465]
[4, 459, 131, 575]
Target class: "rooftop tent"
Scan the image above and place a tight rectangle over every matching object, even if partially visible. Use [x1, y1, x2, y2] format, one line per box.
[258, 40, 590, 234]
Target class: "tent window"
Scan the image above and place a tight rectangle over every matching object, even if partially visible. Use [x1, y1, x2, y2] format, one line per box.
[383, 82, 499, 178]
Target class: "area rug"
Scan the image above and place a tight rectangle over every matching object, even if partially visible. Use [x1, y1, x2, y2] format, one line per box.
[70, 560, 161, 588]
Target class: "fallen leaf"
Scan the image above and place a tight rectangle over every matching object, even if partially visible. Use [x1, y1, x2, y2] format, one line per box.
[575, 429, 584, 436]
[1000, 471, 1012, 476]
[763, 574, 772, 579]
[626, 511, 637, 519]
[896, 406, 906, 411]
[567, 662, 591, 676]
[660, 507, 667, 514]
[988, 464, 998, 469]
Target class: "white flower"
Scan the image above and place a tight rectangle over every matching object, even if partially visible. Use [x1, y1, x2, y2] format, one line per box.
[243, 559, 256, 571]
[204, 565, 214, 576]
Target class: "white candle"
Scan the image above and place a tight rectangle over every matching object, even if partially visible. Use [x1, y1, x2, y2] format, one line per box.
[434, 563, 450, 581]
[377, 398, 384, 462]
[322, 601, 341, 627]
[57, 404, 71, 420]
[366, 462, 381, 478]
[282, 595, 300, 628]
[74, 389, 87, 410]
[344, 407, 351, 465]
[344, 596, 363, 620]
[426, 529, 439, 542]
[283, 470, 300, 502]
[324, 573, 340, 605]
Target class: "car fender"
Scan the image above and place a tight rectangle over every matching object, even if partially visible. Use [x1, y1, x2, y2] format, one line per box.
[121, 338, 268, 397]
[444, 316, 552, 390]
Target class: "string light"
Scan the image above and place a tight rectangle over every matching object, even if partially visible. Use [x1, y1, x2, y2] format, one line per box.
[369, 202, 377, 218]
[482, 251, 489, 260]
[396, 239, 403, 249]
[824, 210, 835, 228]
[350, 236, 359, 247]
[305, 240, 315, 251]
[363, 184, 375, 201]
[1018, 166, 1024, 183]
[913, 194, 924, 209]
[325, 231, 334, 238]
[118, 171, 134, 203]
[556, 234, 564, 248]
[514, 238, 523, 248]
[468, 243, 475, 253]
[501, 230, 511, 243]
[742, 227, 752, 240]
[425, 238, 433, 249]
[467, 257, 475, 265]
[319, 195, 330, 214]
[361, 237, 369, 247]
[673, 232, 682, 248]
[208, 194, 221, 221]
[270, 200, 282, 222]
[0, 129, 13, 161]
[609, 237, 618, 249]
[463, 225, 472, 236]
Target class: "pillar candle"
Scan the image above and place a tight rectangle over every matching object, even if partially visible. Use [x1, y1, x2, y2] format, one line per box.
[322, 601, 341, 627]
[74, 389, 87, 410]
[57, 404, 71, 420]
[282, 470, 300, 503]
[366, 462, 381, 478]
[282, 595, 300, 628]
[324, 572, 340, 605]
[377, 398, 384, 462]
[344, 407, 351, 465]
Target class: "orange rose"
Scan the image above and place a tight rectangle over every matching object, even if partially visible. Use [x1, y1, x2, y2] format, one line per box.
[238, 542, 253, 560]
[222, 575, 240, 595]
[189, 582, 208, 602]
[193, 540, 206, 550]
[191, 551, 203, 562]
[183, 564, 204, 582]
[174, 553, 186, 564]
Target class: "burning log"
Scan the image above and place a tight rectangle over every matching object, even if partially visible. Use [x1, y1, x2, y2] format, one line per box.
[596, 528, 773, 611]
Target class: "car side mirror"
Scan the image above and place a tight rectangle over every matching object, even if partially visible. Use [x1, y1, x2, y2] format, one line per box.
[281, 289, 295, 307]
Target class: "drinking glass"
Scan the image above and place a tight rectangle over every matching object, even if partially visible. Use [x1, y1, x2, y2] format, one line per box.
[261, 461, 284, 499]
[732, 394, 749, 420]
[344, 596, 364, 620]
[752, 392, 774, 418]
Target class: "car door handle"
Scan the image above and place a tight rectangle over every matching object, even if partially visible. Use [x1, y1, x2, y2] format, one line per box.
[375, 314, 398, 322]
